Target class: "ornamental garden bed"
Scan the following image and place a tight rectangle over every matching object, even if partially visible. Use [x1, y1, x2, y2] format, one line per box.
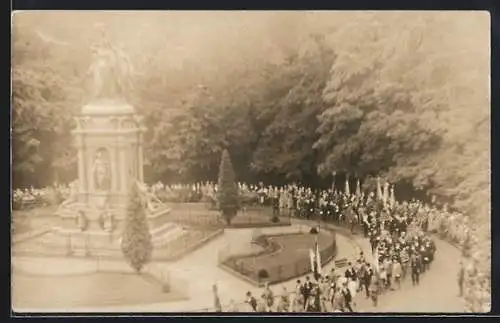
[221, 231, 337, 285]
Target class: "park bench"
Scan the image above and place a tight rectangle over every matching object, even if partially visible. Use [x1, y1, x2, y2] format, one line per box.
[334, 257, 349, 268]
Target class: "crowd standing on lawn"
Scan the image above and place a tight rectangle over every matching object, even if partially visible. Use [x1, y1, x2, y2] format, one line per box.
[13, 179, 476, 312]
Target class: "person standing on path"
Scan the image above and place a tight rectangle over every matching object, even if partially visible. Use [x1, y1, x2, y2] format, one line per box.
[342, 282, 354, 312]
[263, 282, 275, 311]
[362, 263, 374, 298]
[301, 276, 313, 309]
[212, 284, 222, 312]
[277, 286, 290, 312]
[369, 273, 379, 307]
[332, 286, 345, 312]
[392, 258, 403, 290]
[410, 253, 421, 286]
[245, 291, 258, 312]
[458, 260, 465, 297]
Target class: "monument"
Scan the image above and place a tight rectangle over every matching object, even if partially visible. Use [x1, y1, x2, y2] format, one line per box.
[51, 27, 172, 255]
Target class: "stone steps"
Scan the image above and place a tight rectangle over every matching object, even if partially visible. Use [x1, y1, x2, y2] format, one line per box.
[151, 228, 186, 247]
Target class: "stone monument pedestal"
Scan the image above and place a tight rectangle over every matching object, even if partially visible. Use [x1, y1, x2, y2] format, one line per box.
[50, 100, 172, 255]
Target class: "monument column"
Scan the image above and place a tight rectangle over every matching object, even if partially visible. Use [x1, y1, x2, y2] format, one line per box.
[137, 131, 144, 182]
[119, 137, 128, 193]
[76, 134, 86, 193]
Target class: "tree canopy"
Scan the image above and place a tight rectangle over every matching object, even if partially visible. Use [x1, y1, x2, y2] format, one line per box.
[12, 11, 490, 220]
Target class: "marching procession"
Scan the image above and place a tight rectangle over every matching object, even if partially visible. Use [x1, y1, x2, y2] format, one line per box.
[210, 179, 452, 312]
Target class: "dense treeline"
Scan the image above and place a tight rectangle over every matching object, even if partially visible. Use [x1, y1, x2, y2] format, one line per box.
[12, 11, 489, 214]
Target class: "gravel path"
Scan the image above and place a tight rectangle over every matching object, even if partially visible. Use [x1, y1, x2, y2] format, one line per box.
[12, 220, 464, 313]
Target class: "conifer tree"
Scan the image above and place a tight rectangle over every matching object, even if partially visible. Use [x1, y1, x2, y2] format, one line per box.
[121, 184, 153, 273]
[217, 149, 240, 225]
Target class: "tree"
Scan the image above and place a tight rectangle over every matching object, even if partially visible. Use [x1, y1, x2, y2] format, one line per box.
[251, 33, 335, 182]
[216, 149, 239, 225]
[121, 184, 153, 273]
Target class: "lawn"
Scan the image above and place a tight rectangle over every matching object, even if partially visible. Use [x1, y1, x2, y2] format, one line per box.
[12, 206, 59, 236]
[12, 270, 187, 310]
[11, 203, 288, 232]
[12, 227, 222, 262]
[222, 231, 337, 285]
[166, 202, 291, 228]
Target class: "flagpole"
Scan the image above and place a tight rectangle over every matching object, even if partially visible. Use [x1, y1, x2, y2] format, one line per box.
[315, 235, 322, 277]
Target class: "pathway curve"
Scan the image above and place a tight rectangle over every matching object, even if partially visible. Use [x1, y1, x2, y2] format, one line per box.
[13, 220, 464, 313]
[352, 236, 464, 312]
[13, 223, 355, 312]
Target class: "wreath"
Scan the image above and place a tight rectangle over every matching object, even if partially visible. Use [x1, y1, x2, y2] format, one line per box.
[99, 211, 115, 232]
[77, 211, 88, 231]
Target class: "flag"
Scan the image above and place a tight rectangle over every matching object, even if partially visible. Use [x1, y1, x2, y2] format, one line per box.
[309, 249, 316, 273]
[331, 171, 336, 192]
[389, 185, 395, 208]
[315, 237, 322, 276]
[356, 179, 361, 197]
[382, 181, 389, 206]
[345, 176, 350, 196]
[373, 248, 380, 273]
[376, 177, 382, 200]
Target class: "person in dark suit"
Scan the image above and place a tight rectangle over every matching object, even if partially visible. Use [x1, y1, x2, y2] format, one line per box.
[301, 276, 314, 309]
[344, 262, 357, 281]
[410, 253, 422, 286]
[361, 263, 374, 298]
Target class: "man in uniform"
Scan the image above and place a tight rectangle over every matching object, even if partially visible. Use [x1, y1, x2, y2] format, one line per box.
[410, 251, 422, 286]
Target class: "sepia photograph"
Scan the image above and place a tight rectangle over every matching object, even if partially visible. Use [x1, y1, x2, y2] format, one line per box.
[11, 10, 490, 314]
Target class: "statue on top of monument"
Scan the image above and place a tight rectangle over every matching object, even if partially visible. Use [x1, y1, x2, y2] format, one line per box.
[85, 24, 135, 102]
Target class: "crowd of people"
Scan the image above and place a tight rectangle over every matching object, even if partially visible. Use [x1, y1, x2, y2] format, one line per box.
[203, 182, 451, 312]
[13, 181, 471, 249]
[14, 180, 474, 312]
[138, 180, 470, 312]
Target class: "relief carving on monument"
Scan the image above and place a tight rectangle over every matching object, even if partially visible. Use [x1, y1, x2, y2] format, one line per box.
[58, 180, 79, 213]
[92, 148, 112, 192]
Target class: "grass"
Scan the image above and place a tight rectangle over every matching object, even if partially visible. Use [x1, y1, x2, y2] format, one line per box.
[165, 202, 290, 228]
[223, 231, 336, 284]
[12, 270, 187, 310]
[11, 203, 289, 233]
[12, 206, 59, 237]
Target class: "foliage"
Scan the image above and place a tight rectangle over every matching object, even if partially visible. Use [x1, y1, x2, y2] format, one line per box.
[250, 34, 335, 182]
[216, 150, 239, 225]
[13, 13, 490, 305]
[121, 185, 153, 273]
[12, 18, 84, 187]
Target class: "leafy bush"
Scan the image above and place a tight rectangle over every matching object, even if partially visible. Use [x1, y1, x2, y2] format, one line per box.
[258, 269, 269, 280]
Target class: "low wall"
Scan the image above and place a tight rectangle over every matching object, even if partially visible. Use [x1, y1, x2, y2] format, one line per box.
[220, 230, 337, 286]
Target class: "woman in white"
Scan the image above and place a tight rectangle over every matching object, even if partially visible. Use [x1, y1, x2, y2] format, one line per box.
[392, 258, 403, 290]
[379, 264, 388, 294]
[347, 277, 358, 309]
